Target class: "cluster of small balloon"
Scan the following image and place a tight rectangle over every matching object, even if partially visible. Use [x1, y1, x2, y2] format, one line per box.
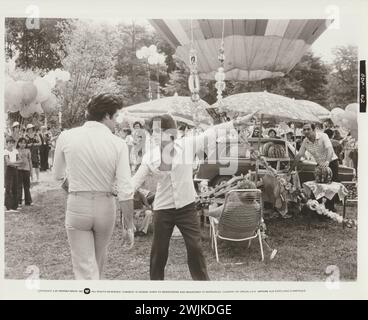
[136, 45, 166, 65]
[330, 103, 358, 139]
[5, 62, 70, 118]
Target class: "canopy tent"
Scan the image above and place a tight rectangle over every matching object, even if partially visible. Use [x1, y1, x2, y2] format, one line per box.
[149, 19, 332, 81]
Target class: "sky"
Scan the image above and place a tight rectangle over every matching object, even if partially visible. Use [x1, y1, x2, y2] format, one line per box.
[309, 16, 359, 62]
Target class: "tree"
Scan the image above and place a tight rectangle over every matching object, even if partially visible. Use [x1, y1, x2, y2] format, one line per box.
[5, 18, 68, 72]
[326, 45, 358, 109]
[225, 51, 329, 107]
[162, 50, 330, 109]
[55, 20, 121, 127]
[163, 59, 213, 103]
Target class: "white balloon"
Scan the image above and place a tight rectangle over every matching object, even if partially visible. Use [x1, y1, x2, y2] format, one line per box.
[345, 111, 356, 123]
[43, 75, 56, 87]
[44, 71, 57, 87]
[20, 103, 34, 118]
[345, 103, 358, 114]
[149, 45, 157, 54]
[35, 102, 44, 113]
[60, 70, 71, 81]
[148, 55, 156, 65]
[6, 59, 16, 74]
[41, 93, 58, 113]
[141, 46, 149, 58]
[5, 77, 23, 107]
[158, 54, 166, 65]
[350, 128, 358, 140]
[331, 108, 344, 125]
[136, 49, 143, 59]
[65, 71, 71, 81]
[34, 77, 52, 102]
[8, 102, 21, 113]
[21, 81, 38, 105]
[331, 108, 344, 116]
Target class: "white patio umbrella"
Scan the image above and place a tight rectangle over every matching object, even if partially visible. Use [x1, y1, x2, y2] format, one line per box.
[210, 91, 321, 123]
[296, 99, 331, 120]
[122, 96, 213, 127]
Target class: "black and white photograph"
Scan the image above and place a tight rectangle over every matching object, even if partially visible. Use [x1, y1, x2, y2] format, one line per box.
[0, 0, 367, 300]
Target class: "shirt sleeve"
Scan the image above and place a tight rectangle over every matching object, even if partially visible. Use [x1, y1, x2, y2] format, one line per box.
[298, 139, 306, 157]
[4, 150, 9, 164]
[185, 121, 236, 156]
[132, 158, 151, 191]
[52, 133, 67, 180]
[116, 141, 134, 201]
[322, 133, 336, 162]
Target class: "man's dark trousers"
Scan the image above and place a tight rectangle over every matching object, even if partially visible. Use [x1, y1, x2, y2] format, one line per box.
[150, 202, 210, 280]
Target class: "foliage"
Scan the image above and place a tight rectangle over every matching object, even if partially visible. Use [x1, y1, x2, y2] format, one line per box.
[225, 51, 329, 107]
[5, 18, 68, 72]
[55, 20, 121, 127]
[326, 45, 358, 109]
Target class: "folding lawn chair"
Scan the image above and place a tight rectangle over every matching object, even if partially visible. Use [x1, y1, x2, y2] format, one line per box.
[209, 189, 276, 263]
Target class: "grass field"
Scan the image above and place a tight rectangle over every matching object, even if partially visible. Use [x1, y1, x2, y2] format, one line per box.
[4, 172, 357, 281]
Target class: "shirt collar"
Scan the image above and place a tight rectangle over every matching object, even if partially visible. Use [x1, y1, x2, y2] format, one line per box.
[83, 121, 112, 133]
[306, 131, 321, 143]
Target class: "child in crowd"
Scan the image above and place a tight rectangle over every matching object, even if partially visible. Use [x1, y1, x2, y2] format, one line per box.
[4, 137, 22, 212]
[17, 137, 33, 206]
[25, 124, 41, 182]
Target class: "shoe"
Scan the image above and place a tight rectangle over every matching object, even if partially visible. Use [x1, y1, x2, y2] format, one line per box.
[25, 203, 33, 206]
[6, 209, 19, 213]
[281, 214, 292, 219]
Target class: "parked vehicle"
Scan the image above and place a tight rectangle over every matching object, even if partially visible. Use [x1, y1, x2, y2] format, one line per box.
[194, 138, 355, 187]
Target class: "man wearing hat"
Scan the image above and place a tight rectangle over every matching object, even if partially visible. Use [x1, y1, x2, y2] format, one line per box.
[9, 121, 21, 144]
[25, 124, 41, 183]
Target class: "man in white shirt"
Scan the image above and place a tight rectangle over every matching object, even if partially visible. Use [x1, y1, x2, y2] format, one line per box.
[133, 111, 258, 280]
[293, 122, 339, 211]
[53, 93, 134, 280]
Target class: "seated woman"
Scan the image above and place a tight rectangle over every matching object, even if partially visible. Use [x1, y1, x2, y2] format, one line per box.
[267, 128, 280, 139]
[208, 180, 260, 219]
[251, 126, 262, 138]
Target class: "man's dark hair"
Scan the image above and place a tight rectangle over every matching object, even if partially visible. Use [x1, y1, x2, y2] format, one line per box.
[122, 128, 132, 135]
[6, 137, 16, 144]
[133, 121, 143, 128]
[304, 123, 315, 130]
[324, 129, 334, 139]
[148, 114, 177, 140]
[333, 129, 342, 140]
[148, 114, 177, 131]
[86, 93, 123, 122]
[178, 124, 188, 131]
[268, 129, 277, 136]
[17, 137, 26, 148]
